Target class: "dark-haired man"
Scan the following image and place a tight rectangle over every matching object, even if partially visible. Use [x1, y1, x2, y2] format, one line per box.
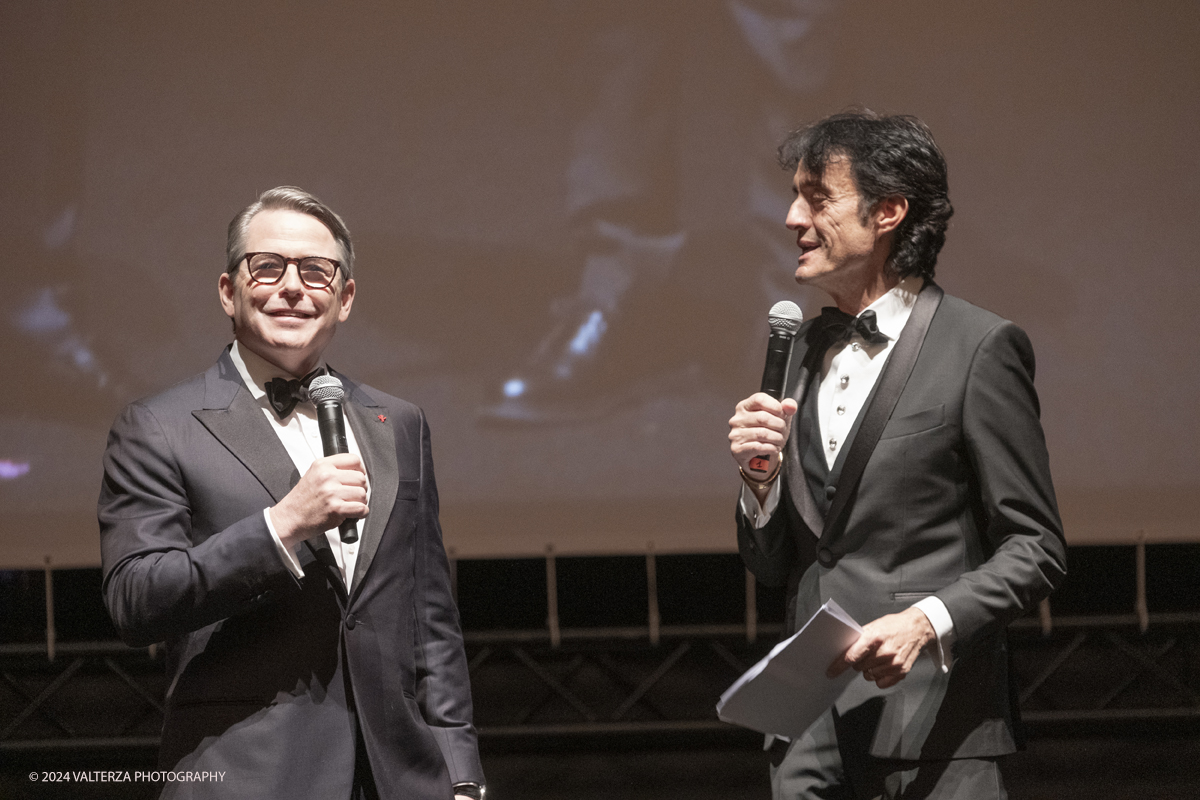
[100, 187, 484, 799]
[729, 112, 1066, 798]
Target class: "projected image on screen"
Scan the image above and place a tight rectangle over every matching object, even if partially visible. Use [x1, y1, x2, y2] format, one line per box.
[3, 0, 1198, 567]
[477, 1, 836, 425]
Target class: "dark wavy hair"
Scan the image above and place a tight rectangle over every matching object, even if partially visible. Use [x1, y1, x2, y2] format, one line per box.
[777, 110, 953, 280]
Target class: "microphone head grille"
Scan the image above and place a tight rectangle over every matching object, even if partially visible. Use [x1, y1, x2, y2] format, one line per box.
[307, 374, 345, 405]
[767, 301, 804, 334]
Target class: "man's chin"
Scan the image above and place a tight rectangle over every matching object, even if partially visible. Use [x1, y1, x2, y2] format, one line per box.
[794, 263, 837, 289]
[793, 269, 823, 287]
[238, 334, 323, 371]
[254, 331, 311, 351]
[264, 316, 316, 332]
[260, 321, 323, 346]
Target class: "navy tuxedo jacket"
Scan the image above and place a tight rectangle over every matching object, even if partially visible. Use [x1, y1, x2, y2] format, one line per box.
[738, 284, 1067, 760]
[99, 349, 482, 799]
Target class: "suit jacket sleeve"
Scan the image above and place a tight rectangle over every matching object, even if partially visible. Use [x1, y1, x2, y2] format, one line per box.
[411, 410, 483, 783]
[737, 482, 800, 589]
[936, 320, 1067, 648]
[99, 401, 291, 647]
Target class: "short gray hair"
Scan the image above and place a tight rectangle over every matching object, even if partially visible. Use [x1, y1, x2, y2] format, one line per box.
[225, 186, 355, 282]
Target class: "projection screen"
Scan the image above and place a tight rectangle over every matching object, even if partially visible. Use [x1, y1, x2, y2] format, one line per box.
[2, 0, 1198, 567]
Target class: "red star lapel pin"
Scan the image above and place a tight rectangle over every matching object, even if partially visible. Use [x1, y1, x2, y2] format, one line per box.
[377, 414, 387, 423]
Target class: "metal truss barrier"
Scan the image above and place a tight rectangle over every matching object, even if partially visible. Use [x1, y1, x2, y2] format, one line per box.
[3, 611, 1199, 752]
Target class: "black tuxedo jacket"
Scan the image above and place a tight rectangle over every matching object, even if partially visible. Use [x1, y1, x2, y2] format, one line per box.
[738, 283, 1067, 760]
[99, 349, 483, 798]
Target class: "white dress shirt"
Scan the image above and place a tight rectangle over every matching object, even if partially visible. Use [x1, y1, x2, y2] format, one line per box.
[740, 276, 955, 670]
[230, 341, 369, 591]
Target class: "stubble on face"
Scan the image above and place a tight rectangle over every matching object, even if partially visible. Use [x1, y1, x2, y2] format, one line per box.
[787, 157, 898, 313]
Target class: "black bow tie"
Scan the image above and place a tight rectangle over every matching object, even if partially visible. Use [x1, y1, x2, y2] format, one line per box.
[264, 368, 323, 419]
[815, 307, 891, 348]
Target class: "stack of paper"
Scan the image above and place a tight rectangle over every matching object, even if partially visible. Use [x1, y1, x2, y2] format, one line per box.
[717, 599, 862, 738]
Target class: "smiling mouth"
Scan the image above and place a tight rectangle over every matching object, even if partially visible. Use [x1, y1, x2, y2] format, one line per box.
[798, 241, 820, 257]
[268, 310, 313, 319]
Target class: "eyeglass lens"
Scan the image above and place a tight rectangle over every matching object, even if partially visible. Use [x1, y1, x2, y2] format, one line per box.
[247, 253, 337, 288]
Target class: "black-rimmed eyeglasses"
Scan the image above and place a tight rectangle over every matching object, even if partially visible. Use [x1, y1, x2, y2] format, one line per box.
[243, 252, 342, 289]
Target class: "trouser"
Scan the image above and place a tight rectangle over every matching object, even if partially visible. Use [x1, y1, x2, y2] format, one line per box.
[769, 708, 1008, 800]
[349, 720, 380, 800]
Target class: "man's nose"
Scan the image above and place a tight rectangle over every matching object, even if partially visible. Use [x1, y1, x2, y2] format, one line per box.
[278, 262, 306, 292]
[785, 201, 810, 230]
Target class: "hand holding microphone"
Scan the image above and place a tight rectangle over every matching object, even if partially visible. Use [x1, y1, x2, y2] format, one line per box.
[269, 375, 367, 548]
[308, 375, 362, 544]
[728, 302, 803, 486]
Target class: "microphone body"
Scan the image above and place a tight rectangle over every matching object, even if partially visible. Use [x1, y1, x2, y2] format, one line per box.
[308, 375, 360, 544]
[759, 328, 794, 401]
[760, 301, 803, 401]
[750, 301, 803, 473]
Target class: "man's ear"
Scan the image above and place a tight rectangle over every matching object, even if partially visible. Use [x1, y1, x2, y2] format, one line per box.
[337, 278, 356, 323]
[218, 272, 236, 318]
[873, 195, 909, 236]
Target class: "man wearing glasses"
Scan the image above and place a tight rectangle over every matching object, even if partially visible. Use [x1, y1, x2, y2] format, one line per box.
[99, 187, 485, 800]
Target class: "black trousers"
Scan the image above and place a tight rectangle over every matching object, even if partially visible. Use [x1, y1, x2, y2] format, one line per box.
[769, 708, 1008, 800]
[349, 720, 380, 800]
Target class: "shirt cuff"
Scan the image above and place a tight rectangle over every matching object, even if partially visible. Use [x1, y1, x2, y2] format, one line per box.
[739, 479, 782, 529]
[264, 508, 305, 579]
[913, 596, 956, 672]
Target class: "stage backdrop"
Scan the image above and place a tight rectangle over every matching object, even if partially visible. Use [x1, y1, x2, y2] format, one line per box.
[2, 0, 1197, 567]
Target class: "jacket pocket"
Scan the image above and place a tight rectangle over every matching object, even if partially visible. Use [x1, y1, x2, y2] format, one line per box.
[396, 478, 419, 501]
[880, 404, 944, 440]
[892, 591, 934, 601]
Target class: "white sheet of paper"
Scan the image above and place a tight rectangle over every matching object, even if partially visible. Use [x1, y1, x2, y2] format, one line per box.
[716, 598, 863, 738]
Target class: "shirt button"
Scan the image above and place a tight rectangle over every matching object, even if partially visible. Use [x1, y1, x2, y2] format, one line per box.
[828, 437, 837, 451]
[851, 343, 860, 351]
[837, 405, 846, 415]
[840, 375, 849, 388]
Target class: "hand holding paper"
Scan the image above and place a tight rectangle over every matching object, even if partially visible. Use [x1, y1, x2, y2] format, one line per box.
[828, 606, 936, 689]
[716, 599, 862, 738]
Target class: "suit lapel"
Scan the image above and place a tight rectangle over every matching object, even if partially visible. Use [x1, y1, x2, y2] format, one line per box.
[303, 537, 347, 602]
[783, 329, 826, 538]
[192, 351, 300, 505]
[818, 282, 944, 547]
[339, 377, 399, 597]
[193, 350, 340, 586]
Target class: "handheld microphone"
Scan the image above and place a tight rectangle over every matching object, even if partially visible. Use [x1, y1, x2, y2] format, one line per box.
[760, 301, 803, 399]
[750, 301, 803, 472]
[307, 374, 360, 544]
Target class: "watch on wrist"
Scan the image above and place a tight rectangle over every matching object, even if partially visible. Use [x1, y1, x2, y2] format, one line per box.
[453, 782, 485, 800]
[739, 459, 781, 491]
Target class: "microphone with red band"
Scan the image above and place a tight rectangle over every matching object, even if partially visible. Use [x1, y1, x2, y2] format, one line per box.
[307, 374, 360, 544]
[750, 300, 803, 473]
